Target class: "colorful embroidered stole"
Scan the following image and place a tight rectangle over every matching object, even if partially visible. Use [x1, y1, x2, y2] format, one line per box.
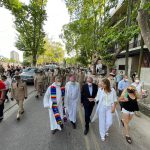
[51, 86, 62, 125]
[50, 86, 66, 125]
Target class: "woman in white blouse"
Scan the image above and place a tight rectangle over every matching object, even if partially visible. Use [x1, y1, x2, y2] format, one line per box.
[93, 78, 118, 141]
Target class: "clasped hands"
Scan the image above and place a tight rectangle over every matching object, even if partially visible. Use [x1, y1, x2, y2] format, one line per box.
[88, 98, 95, 102]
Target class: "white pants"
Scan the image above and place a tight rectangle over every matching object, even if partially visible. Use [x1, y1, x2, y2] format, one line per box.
[98, 105, 112, 138]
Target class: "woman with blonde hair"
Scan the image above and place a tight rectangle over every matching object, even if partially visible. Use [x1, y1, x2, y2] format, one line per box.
[119, 85, 140, 144]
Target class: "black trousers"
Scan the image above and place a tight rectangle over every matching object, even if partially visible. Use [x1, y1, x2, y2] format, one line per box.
[84, 102, 95, 129]
[0, 102, 4, 118]
[5, 89, 9, 100]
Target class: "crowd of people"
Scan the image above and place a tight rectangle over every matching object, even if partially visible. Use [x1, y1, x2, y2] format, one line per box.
[43, 68, 143, 144]
[0, 64, 145, 145]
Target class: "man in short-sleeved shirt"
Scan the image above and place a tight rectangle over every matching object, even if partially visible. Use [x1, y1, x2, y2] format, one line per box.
[0, 80, 6, 122]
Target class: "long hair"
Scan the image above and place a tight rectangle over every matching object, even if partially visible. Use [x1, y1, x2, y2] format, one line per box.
[102, 78, 111, 93]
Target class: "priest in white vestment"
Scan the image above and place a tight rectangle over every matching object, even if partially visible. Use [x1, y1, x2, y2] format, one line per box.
[43, 76, 64, 134]
[65, 75, 80, 129]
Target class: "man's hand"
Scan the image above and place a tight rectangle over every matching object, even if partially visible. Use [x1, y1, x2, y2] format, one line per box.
[88, 98, 95, 102]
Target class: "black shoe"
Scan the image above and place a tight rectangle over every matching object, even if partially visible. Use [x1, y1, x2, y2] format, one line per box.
[71, 121, 76, 129]
[84, 128, 89, 135]
[60, 124, 64, 129]
[0, 117, 3, 122]
[16, 116, 20, 121]
[52, 129, 58, 134]
[35, 95, 39, 98]
[20, 111, 24, 114]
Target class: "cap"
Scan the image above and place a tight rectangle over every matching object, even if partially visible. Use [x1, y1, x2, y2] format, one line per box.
[109, 72, 116, 77]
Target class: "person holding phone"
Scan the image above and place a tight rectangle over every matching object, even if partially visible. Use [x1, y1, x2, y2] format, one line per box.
[119, 86, 140, 144]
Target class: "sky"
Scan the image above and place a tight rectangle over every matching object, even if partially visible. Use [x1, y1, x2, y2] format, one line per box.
[0, 0, 70, 61]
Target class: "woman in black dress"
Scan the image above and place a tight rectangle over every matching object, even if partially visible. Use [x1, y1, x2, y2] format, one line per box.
[119, 85, 140, 144]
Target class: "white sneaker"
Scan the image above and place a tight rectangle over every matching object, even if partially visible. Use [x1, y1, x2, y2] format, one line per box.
[101, 137, 105, 141]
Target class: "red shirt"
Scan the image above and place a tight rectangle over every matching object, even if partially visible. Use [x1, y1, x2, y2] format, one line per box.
[0, 80, 6, 99]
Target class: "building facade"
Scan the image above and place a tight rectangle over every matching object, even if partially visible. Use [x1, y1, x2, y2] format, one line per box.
[10, 50, 19, 63]
[109, 0, 150, 86]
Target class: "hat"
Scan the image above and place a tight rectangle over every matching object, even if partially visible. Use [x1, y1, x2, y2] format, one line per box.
[109, 72, 115, 77]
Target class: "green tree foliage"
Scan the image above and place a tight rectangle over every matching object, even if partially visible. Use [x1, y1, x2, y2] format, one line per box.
[37, 37, 64, 65]
[65, 56, 77, 66]
[1, 0, 47, 66]
[62, 0, 140, 71]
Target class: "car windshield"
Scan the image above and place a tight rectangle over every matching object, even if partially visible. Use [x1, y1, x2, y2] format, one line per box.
[28, 69, 36, 73]
[23, 68, 31, 72]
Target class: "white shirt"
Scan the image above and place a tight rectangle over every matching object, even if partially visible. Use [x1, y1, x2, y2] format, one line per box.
[131, 82, 142, 94]
[96, 88, 117, 107]
[88, 85, 93, 96]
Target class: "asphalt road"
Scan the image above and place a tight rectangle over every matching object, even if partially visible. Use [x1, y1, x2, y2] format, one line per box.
[0, 90, 150, 150]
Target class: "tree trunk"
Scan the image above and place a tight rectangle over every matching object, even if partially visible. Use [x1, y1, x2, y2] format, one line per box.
[93, 63, 96, 75]
[125, 43, 129, 75]
[106, 65, 112, 77]
[137, 0, 150, 51]
[137, 36, 144, 78]
[32, 51, 37, 66]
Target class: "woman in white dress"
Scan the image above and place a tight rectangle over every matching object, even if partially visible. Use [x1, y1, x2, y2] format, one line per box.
[93, 78, 118, 141]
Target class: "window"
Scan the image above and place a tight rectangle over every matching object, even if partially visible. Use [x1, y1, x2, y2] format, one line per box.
[118, 65, 125, 70]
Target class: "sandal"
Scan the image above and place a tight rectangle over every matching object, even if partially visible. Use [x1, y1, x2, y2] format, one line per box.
[121, 119, 124, 127]
[125, 136, 132, 144]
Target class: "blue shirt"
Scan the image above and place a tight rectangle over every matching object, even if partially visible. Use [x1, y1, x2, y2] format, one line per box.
[118, 80, 130, 91]
[116, 75, 123, 83]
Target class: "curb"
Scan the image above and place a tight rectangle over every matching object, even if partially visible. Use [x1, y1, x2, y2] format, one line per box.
[139, 102, 150, 117]
[4, 90, 35, 113]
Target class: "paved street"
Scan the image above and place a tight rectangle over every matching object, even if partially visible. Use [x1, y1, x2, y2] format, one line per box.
[0, 88, 150, 150]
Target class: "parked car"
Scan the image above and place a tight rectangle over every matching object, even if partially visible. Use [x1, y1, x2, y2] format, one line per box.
[20, 68, 38, 84]
[22, 67, 32, 73]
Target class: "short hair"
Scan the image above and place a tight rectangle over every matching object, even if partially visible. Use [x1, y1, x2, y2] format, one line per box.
[87, 76, 93, 81]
